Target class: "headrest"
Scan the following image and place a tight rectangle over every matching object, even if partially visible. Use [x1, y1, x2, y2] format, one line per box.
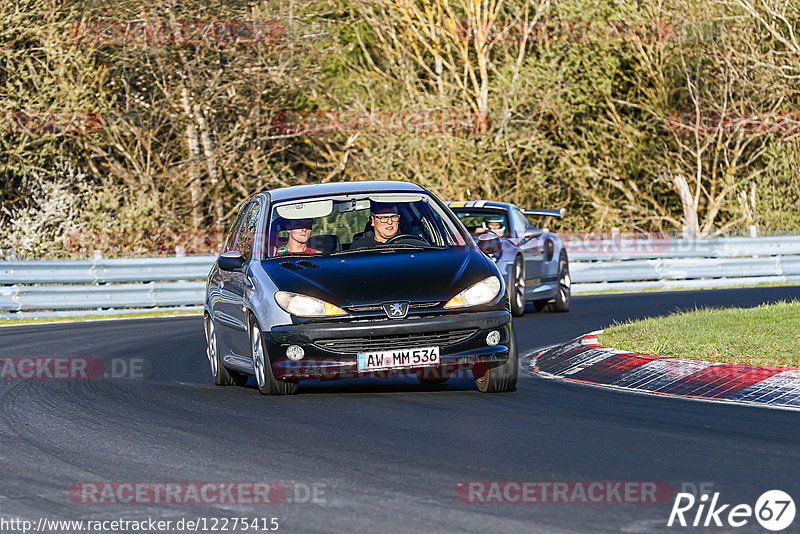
[307, 234, 340, 253]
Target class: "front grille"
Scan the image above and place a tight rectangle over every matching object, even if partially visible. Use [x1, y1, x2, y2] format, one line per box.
[314, 329, 476, 354]
[345, 301, 440, 314]
[345, 305, 382, 313]
[411, 301, 440, 309]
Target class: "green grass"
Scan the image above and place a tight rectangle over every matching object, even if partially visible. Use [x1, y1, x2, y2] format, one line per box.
[598, 300, 800, 368]
[0, 309, 202, 326]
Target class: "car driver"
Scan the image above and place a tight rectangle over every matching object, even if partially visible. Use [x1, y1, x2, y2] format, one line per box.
[351, 202, 400, 248]
[274, 218, 319, 255]
[475, 217, 506, 237]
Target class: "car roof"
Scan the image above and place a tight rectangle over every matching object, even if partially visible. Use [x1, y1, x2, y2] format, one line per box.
[446, 200, 512, 210]
[266, 181, 426, 202]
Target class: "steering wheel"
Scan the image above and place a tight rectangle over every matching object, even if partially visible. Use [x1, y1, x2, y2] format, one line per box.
[383, 233, 430, 246]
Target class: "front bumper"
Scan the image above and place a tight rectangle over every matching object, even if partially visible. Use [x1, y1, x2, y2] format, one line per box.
[263, 310, 512, 381]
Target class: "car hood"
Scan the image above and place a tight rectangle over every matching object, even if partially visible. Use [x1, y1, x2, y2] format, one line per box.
[261, 247, 494, 307]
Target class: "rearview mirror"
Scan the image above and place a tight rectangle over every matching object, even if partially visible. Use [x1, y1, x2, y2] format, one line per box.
[476, 234, 502, 255]
[218, 251, 245, 272]
[337, 199, 371, 213]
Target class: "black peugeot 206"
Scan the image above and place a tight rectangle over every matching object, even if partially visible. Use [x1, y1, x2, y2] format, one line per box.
[203, 181, 517, 394]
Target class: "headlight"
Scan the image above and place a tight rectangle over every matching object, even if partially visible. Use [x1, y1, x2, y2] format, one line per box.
[444, 276, 502, 309]
[274, 291, 346, 317]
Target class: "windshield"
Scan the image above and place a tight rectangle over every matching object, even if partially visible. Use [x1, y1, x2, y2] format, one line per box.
[266, 192, 469, 257]
[450, 208, 510, 238]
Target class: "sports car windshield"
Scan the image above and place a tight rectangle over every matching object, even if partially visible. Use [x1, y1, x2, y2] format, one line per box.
[266, 192, 470, 258]
[450, 208, 511, 238]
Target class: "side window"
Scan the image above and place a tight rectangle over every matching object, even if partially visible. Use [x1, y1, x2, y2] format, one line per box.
[236, 201, 261, 262]
[511, 209, 529, 237]
[223, 203, 249, 253]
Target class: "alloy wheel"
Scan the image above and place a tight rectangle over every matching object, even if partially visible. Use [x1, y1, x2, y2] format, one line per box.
[514, 260, 525, 310]
[251, 325, 266, 389]
[559, 262, 571, 302]
[205, 319, 218, 377]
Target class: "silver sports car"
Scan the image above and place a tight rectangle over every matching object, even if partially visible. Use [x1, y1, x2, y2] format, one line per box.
[447, 201, 570, 316]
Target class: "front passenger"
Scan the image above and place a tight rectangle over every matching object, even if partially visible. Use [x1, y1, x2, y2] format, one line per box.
[274, 218, 319, 256]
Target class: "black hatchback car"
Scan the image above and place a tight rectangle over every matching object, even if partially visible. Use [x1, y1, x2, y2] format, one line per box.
[203, 181, 517, 394]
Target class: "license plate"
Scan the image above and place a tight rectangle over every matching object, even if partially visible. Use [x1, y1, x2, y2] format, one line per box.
[357, 346, 440, 371]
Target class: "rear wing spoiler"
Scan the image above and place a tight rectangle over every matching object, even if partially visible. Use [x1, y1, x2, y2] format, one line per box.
[523, 209, 565, 219]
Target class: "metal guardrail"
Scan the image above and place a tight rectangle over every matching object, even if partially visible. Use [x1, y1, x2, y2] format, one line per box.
[565, 235, 800, 261]
[0, 257, 214, 316]
[566, 235, 800, 293]
[570, 256, 800, 283]
[0, 235, 798, 315]
[0, 257, 213, 284]
[0, 282, 206, 311]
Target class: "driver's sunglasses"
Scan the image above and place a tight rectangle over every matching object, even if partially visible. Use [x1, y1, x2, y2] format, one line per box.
[373, 214, 400, 224]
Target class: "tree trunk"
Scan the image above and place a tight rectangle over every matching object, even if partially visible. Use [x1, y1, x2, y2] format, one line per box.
[674, 174, 700, 238]
[181, 87, 203, 232]
[194, 103, 223, 232]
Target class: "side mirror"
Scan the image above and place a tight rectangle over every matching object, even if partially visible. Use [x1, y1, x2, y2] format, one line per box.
[218, 251, 246, 272]
[476, 234, 502, 255]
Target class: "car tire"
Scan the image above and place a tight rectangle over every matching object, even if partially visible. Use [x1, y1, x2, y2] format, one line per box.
[205, 315, 247, 386]
[546, 252, 570, 312]
[249, 316, 298, 395]
[509, 256, 526, 317]
[474, 330, 518, 393]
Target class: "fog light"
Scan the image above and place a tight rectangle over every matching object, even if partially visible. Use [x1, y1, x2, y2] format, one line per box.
[486, 330, 501, 346]
[286, 345, 305, 361]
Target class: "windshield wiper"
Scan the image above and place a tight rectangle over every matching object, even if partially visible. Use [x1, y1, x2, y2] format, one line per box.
[329, 245, 420, 256]
[329, 248, 376, 256]
[379, 243, 441, 250]
[268, 253, 325, 259]
[330, 244, 443, 255]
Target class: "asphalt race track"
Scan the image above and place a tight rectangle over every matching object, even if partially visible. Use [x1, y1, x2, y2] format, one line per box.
[2, 286, 800, 533]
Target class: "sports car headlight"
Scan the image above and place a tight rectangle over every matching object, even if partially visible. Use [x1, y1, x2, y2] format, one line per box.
[274, 291, 346, 317]
[444, 276, 502, 309]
